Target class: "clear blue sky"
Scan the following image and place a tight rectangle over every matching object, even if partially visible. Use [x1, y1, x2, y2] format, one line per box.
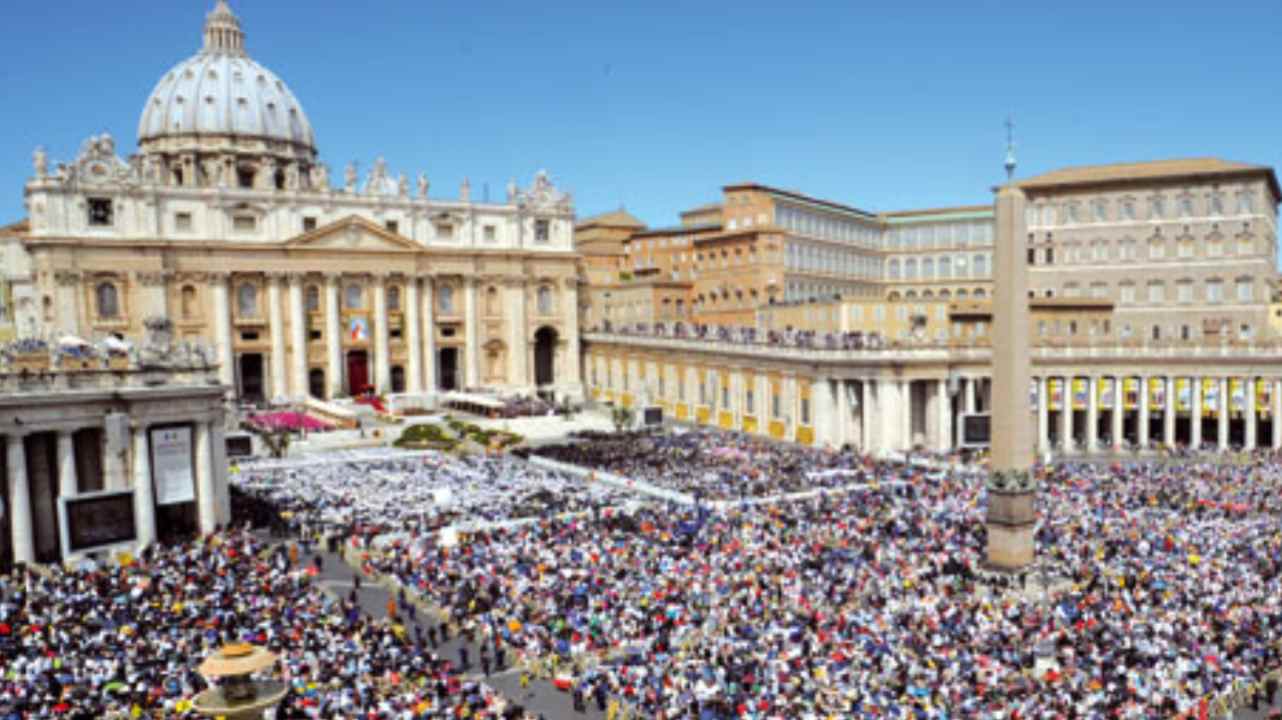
[2, 1, 1280, 227]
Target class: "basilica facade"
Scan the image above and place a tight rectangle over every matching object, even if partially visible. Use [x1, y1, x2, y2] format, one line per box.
[5, 1, 582, 403]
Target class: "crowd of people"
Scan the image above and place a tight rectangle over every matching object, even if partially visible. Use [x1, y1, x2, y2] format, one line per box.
[0, 530, 538, 718]
[362, 436, 1282, 718]
[531, 429, 904, 500]
[232, 450, 632, 539]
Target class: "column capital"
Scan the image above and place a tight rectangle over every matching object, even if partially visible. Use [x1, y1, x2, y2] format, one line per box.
[54, 270, 83, 287]
[285, 271, 308, 287]
[135, 270, 172, 287]
[323, 271, 343, 284]
[5, 430, 29, 442]
[208, 270, 232, 283]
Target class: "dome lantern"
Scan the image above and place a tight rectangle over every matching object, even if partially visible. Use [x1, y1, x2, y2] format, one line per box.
[203, 0, 246, 56]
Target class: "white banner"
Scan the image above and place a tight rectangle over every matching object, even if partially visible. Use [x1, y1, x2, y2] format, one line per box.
[151, 427, 195, 505]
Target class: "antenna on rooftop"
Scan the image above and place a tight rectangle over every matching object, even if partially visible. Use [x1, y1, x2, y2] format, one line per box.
[1004, 116, 1017, 181]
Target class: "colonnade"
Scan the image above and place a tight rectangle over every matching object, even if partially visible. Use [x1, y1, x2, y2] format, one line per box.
[4, 417, 226, 566]
[1032, 374, 1282, 453]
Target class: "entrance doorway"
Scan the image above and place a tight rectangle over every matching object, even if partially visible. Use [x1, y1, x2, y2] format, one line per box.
[238, 354, 265, 404]
[534, 326, 558, 387]
[0, 438, 10, 573]
[391, 366, 405, 393]
[346, 351, 370, 395]
[24, 433, 60, 564]
[308, 368, 326, 399]
[438, 348, 458, 391]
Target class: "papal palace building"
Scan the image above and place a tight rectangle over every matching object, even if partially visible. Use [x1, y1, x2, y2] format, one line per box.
[3, 2, 1282, 465]
[1, 1, 582, 405]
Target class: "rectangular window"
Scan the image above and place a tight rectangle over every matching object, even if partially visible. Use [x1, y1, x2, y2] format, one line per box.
[745, 389, 754, 414]
[1120, 285, 1136, 303]
[1237, 280, 1253, 303]
[232, 215, 257, 232]
[1147, 283, 1164, 303]
[1177, 283, 1193, 303]
[175, 212, 193, 232]
[302, 216, 318, 232]
[1206, 280, 1223, 303]
[435, 223, 454, 240]
[772, 393, 781, 419]
[800, 398, 811, 425]
[385, 220, 399, 234]
[483, 225, 496, 243]
[721, 386, 730, 409]
[88, 198, 113, 227]
[534, 219, 550, 243]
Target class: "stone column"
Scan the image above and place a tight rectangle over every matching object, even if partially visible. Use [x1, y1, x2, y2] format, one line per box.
[6, 435, 34, 565]
[964, 378, 977, 414]
[1191, 377, 1203, 449]
[865, 380, 881, 453]
[1111, 376, 1123, 453]
[1138, 376, 1150, 449]
[1037, 376, 1050, 453]
[900, 380, 912, 450]
[1164, 376, 1177, 448]
[54, 271, 84, 335]
[194, 421, 216, 534]
[325, 274, 342, 398]
[563, 277, 583, 397]
[811, 378, 832, 447]
[421, 275, 437, 391]
[287, 275, 308, 399]
[57, 430, 79, 501]
[268, 273, 287, 401]
[936, 378, 951, 453]
[506, 280, 528, 388]
[405, 278, 423, 394]
[211, 273, 235, 392]
[1273, 379, 1282, 450]
[1085, 376, 1098, 453]
[1059, 377, 1072, 454]
[137, 271, 170, 323]
[373, 274, 391, 394]
[131, 426, 156, 548]
[103, 412, 130, 491]
[1245, 377, 1257, 450]
[1217, 377, 1229, 450]
[209, 420, 230, 527]
[464, 277, 480, 388]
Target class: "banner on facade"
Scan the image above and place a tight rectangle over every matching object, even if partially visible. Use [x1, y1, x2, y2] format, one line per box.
[1176, 378, 1192, 415]
[1098, 378, 1114, 410]
[1072, 379, 1087, 411]
[1203, 379, 1219, 417]
[1148, 377, 1165, 411]
[1123, 378, 1140, 410]
[1230, 379, 1245, 417]
[1048, 378, 1063, 411]
[348, 316, 369, 342]
[150, 426, 195, 506]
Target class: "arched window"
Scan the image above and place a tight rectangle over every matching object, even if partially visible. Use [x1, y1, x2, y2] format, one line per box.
[921, 258, 935, 280]
[972, 253, 988, 278]
[345, 283, 363, 310]
[237, 282, 258, 317]
[938, 255, 952, 279]
[438, 285, 454, 314]
[537, 286, 553, 315]
[181, 285, 197, 319]
[305, 285, 320, 312]
[973, 288, 986, 299]
[96, 282, 119, 319]
[387, 285, 401, 311]
[887, 259, 901, 280]
[904, 258, 918, 280]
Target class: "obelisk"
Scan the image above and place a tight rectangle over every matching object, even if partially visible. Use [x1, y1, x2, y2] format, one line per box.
[985, 125, 1036, 571]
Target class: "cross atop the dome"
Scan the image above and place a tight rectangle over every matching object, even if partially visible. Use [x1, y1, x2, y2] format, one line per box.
[203, 0, 246, 56]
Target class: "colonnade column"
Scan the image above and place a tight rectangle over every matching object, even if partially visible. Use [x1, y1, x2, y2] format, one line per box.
[964, 378, 977, 414]
[811, 378, 833, 448]
[324, 274, 342, 398]
[1164, 376, 1177, 448]
[1217, 377, 1229, 451]
[1059, 376, 1072, 454]
[1245, 377, 1257, 450]
[421, 276, 437, 392]
[900, 380, 912, 450]
[1273, 379, 1282, 450]
[1037, 376, 1050, 454]
[1111, 376, 1123, 453]
[131, 425, 157, 548]
[268, 273, 287, 401]
[1086, 376, 1099, 453]
[6, 435, 34, 565]
[405, 279, 423, 394]
[194, 421, 217, 534]
[373, 274, 390, 394]
[464, 277, 480, 389]
[287, 275, 308, 399]
[55, 430, 79, 558]
[1138, 377, 1150, 449]
[936, 378, 951, 453]
[835, 379, 850, 447]
[862, 380, 876, 453]
[211, 272, 234, 392]
[506, 280, 528, 387]
[1191, 378, 1203, 449]
[564, 278, 583, 396]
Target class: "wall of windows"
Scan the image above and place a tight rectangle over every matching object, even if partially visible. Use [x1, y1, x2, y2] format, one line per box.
[776, 204, 880, 249]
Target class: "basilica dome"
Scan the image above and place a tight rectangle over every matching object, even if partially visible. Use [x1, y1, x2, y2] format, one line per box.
[137, 1, 315, 154]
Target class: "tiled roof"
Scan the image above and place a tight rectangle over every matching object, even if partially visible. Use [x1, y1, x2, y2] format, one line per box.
[1016, 158, 1279, 197]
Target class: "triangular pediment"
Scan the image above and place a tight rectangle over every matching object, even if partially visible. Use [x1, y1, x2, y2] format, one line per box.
[284, 216, 420, 252]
